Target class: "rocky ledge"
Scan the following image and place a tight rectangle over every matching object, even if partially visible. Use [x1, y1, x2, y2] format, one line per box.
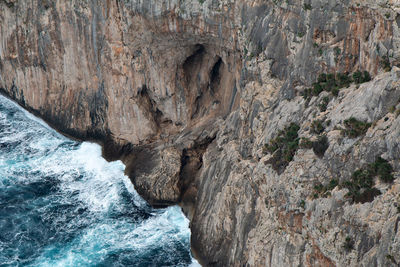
[1, 0, 400, 266]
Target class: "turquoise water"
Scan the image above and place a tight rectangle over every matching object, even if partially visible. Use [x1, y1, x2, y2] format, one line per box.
[0, 95, 199, 266]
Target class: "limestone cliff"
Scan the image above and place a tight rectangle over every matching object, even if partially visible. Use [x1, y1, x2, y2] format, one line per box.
[1, 0, 400, 266]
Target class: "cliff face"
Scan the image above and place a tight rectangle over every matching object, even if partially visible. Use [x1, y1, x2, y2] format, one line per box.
[1, 0, 400, 266]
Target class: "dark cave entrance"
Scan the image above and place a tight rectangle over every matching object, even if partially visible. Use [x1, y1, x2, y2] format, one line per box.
[182, 44, 227, 121]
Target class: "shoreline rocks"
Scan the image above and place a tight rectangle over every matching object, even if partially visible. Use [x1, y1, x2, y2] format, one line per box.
[1, 1, 400, 266]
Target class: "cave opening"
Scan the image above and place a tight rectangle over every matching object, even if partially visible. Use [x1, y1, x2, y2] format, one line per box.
[209, 57, 223, 94]
[183, 44, 206, 84]
[181, 43, 230, 121]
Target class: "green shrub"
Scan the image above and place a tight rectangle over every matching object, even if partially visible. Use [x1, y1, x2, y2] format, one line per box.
[303, 3, 312, 10]
[352, 71, 361, 83]
[312, 135, 329, 157]
[386, 254, 396, 264]
[331, 87, 339, 96]
[328, 179, 339, 190]
[343, 169, 375, 203]
[312, 83, 323, 96]
[327, 73, 335, 81]
[341, 117, 371, 138]
[362, 71, 371, 82]
[303, 71, 371, 106]
[353, 70, 371, 84]
[341, 157, 394, 203]
[343, 236, 354, 251]
[299, 137, 313, 149]
[319, 96, 330, 112]
[300, 135, 329, 158]
[313, 179, 338, 198]
[264, 123, 301, 173]
[336, 72, 352, 87]
[309, 72, 350, 97]
[318, 73, 327, 83]
[311, 119, 325, 134]
[297, 31, 306, 38]
[381, 56, 392, 72]
[370, 156, 394, 183]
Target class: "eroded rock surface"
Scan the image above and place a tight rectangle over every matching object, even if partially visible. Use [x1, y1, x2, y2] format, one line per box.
[1, 0, 400, 266]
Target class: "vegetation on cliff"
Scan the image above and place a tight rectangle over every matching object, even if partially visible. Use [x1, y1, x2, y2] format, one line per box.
[341, 117, 371, 138]
[263, 123, 300, 173]
[301, 71, 372, 104]
[341, 157, 394, 203]
[313, 156, 394, 203]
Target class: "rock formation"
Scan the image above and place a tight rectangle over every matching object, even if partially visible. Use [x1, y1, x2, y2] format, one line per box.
[1, 0, 399, 266]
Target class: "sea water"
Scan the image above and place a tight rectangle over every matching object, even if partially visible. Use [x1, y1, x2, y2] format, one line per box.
[0, 95, 200, 266]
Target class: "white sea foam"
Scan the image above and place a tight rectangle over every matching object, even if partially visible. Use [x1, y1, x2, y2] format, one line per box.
[0, 94, 65, 138]
[57, 142, 145, 212]
[189, 259, 202, 267]
[0, 94, 200, 266]
[31, 206, 195, 267]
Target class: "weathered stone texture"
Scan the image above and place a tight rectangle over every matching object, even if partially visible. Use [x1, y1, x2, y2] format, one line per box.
[1, 0, 399, 266]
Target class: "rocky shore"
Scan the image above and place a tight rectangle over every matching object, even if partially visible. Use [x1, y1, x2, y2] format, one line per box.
[1, 0, 399, 266]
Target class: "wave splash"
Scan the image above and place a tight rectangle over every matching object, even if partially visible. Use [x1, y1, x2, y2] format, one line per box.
[0, 95, 199, 266]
